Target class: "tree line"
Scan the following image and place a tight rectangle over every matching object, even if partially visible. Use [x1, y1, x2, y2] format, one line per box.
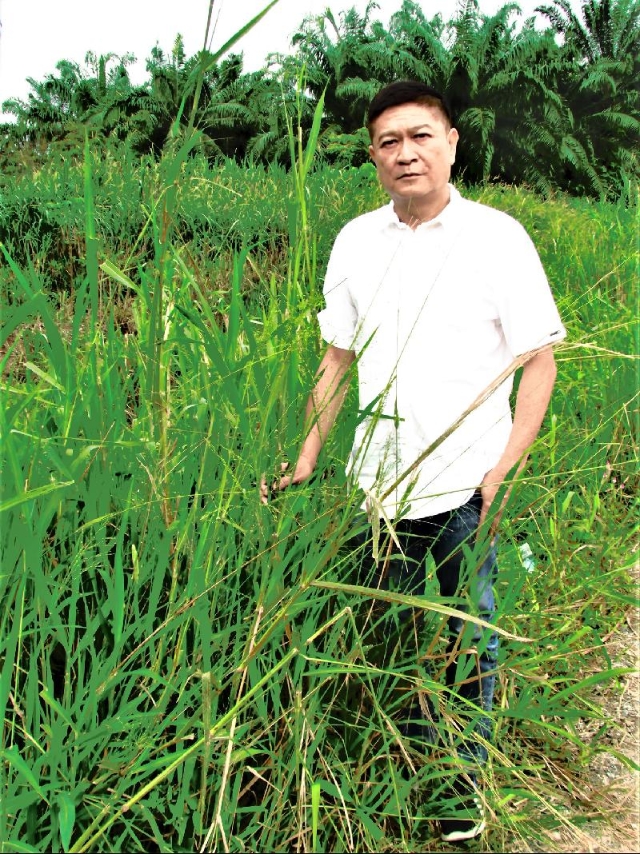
[1, 0, 638, 199]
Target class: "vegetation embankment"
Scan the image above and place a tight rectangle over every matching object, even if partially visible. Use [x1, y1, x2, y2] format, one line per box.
[0, 138, 638, 851]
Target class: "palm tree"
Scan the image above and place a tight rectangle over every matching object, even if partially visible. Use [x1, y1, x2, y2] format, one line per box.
[535, 0, 640, 195]
[387, 1, 452, 86]
[242, 61, 311, 165]
[3, 52, 143, 152]
[384, 0, 636, 196]
[289, 2, 396, 134]
[2, 59, 88, 142]
[535, 0, 640, 62]
[387, 1, 563, 186]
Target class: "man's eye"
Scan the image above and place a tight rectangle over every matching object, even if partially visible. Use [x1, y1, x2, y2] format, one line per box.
[381, 139, 396, 148]
[415, 133, 430, 140]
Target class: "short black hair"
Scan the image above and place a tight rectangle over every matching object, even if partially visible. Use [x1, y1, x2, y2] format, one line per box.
[367, 81, 453, 137]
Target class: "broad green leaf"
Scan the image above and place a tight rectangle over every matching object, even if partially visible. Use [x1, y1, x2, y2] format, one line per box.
[57, 792, 76, 851]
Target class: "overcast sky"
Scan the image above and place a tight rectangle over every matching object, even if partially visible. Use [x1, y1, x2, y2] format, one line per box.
[0, 0, 573, 121]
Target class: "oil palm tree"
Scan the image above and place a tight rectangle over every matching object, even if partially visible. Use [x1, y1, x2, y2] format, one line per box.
[290, 2, 397, 133]
[2, 59, 88, 142]
[535, 0, 639, 195]
[536, 0, 640, 62]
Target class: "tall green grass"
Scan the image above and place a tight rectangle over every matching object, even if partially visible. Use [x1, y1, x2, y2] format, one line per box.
[1, 55, 638, 854]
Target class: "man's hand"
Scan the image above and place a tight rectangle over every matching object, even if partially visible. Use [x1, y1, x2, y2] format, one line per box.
[260, 345, 354, 506]
[260, 456, 315, 504]
[479, 466, 507, 534]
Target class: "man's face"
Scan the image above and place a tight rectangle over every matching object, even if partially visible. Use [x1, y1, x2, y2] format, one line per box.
[368, 102, 459, 218]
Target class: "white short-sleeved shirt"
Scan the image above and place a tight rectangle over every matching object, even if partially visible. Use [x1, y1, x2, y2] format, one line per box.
[318, 185, 566, 520]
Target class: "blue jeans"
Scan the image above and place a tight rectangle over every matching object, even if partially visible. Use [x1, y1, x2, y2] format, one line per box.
[351, 491, 498, 767]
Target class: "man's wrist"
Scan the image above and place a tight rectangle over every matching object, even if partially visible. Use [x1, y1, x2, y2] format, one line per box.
[297, 452, 318, 471]
[482, 466, 505, 484]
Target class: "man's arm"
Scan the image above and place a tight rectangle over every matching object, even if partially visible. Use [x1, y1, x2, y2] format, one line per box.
[262, 344, 355, 500]
[480, 347, 558, 529]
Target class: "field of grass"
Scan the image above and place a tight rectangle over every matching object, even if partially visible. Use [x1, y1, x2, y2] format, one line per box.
[0, 130, 638, 852]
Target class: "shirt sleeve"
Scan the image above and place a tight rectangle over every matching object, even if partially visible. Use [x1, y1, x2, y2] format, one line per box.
[492, 219, 566, 356]
[317, 229, 358, 350]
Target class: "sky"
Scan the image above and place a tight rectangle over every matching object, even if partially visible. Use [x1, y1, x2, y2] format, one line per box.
[0, 0, 574, 121]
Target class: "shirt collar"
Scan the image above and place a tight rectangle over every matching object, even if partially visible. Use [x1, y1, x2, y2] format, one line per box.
[384, 184, 462, 232]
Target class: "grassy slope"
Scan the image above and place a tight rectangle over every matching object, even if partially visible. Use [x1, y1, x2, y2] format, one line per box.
[0, 153, 637, 852]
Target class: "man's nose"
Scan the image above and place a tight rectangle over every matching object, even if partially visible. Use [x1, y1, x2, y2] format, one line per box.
[397, 137, 417, 161]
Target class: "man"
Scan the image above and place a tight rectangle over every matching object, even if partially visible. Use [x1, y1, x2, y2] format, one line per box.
[266, 81, 565, 842]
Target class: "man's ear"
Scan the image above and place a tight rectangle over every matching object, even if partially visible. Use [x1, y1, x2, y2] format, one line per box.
[368, 144, 376, 163]
[448, 127, 459, 164]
